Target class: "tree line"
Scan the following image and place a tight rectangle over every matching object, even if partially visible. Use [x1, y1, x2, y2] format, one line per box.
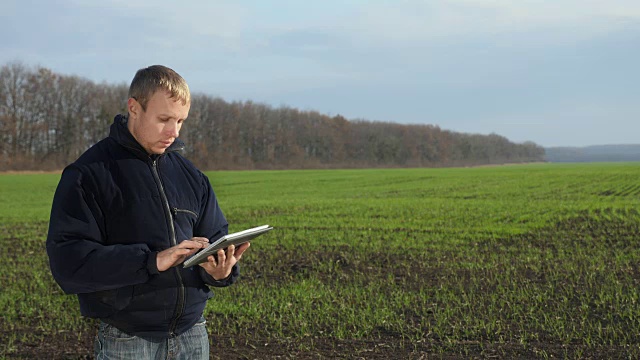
[0, 62, 545, 171]
[545, 145, 640, 162]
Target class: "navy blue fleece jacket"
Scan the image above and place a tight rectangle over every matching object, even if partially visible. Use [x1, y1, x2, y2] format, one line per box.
[46, 114, 238, 337]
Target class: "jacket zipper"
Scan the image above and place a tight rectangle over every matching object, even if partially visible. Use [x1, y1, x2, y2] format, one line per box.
[151, 159, 185, 337]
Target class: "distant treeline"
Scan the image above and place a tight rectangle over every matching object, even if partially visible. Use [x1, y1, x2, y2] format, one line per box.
[0, 62, 545, 171]
[545, 145, 640, 163]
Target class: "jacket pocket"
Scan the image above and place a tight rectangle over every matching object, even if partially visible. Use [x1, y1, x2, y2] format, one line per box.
[113, 285, 134, 311]
[172, 207, 199, 219]
[172, 207, 199, 241]
[96, 285, 133, 311]
[87, 285, 134, 317]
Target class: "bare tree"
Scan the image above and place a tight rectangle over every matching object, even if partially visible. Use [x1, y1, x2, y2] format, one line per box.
[0, 62, 546, 171]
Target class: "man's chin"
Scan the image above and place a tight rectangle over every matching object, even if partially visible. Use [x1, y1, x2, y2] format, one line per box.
[148, 147, 167, 155]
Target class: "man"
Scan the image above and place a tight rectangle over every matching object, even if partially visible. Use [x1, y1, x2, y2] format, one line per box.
[46, 65, 249, 359]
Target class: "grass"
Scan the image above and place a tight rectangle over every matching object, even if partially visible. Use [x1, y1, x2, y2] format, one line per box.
[1, 162, 640, 358]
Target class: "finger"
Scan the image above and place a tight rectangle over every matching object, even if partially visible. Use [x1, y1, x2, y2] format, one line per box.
[198, 255, 216, 270]
[217, 249, 226, 266]
[178, 240, 207, 250]
[171, 248, 199, 258]
[172, 247, 196, 256]
[177, 240, 198, 249]
[192, 237, 210, 245]
[226, 245, 235, 257]
[234, 242, 250, 258]
[191, 239, 209, 246]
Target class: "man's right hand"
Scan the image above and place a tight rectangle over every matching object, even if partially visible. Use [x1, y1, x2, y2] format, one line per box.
[156, 237, 209, 272]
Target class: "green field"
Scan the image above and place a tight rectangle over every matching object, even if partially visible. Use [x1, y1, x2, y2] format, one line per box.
[1, 163, 640, 359]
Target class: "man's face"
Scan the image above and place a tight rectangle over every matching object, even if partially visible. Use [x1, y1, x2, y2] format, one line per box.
[127, 90, 190, 155]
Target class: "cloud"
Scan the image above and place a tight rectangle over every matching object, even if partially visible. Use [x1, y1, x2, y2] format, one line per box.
[65, 0, 250, 49]
[1, 0, 637, 146]
[334, 0, 640, 46]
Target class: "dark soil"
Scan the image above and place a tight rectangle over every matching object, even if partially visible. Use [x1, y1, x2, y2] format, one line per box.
[2, 328, 632, 359]
[2, 214, 639, 359]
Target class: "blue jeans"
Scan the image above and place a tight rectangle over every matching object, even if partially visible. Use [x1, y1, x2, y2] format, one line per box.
[94, 317, 209, 360]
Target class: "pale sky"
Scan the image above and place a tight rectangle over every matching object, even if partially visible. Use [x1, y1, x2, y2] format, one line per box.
[2, 0, 639, 147]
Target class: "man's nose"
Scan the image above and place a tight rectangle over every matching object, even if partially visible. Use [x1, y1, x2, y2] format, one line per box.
[167, 121, 180, 138]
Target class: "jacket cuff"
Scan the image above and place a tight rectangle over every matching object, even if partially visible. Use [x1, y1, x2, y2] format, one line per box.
[146, 251, 159, 276]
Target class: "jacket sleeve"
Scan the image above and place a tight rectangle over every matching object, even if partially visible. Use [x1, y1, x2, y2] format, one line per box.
[46, 166, 157, 294]
[194, 172, 239, 287]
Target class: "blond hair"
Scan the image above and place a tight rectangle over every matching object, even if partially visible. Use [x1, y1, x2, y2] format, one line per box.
[128, 65, 190, 110]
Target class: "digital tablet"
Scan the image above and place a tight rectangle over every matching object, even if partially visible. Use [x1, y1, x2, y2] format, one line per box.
[183, 225, 273, 267]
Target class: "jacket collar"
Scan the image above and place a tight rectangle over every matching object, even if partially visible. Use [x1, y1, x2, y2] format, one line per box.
[109, 114, 185, 161]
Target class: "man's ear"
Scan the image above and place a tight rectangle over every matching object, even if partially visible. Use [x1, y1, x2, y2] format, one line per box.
[127, 98, 140, 119]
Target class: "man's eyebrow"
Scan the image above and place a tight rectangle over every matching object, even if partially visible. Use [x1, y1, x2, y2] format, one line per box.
[158, 112, 188, 120]
[158, 113, 179, 119]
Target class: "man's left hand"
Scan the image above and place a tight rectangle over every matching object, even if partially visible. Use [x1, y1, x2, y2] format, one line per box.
[199, 242, 250, 280]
